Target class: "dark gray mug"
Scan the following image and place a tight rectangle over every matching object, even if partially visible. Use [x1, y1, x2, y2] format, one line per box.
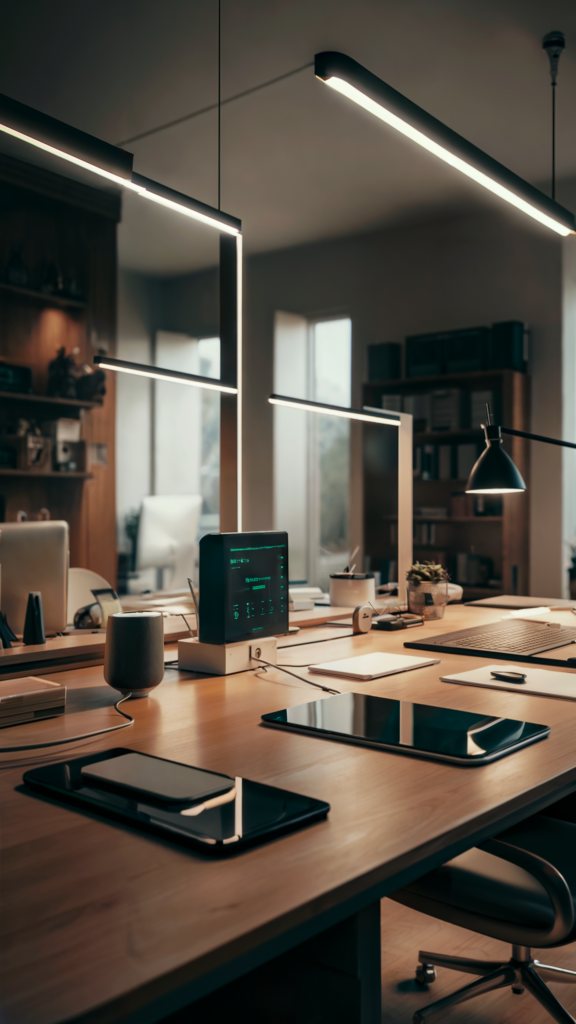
[104, 612, 164, 697]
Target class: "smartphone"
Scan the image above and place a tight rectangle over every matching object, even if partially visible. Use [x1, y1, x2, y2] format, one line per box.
[80, 751, 234, 805]
[25, 748, 330, 855]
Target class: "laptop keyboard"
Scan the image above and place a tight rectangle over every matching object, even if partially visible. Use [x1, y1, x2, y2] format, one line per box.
[406, 620, 576, 657]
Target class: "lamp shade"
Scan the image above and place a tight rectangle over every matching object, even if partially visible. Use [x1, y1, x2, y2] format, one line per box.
[466, 426, 526, 494]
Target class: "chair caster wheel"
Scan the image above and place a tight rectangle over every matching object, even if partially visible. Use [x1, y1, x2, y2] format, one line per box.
[416, 963, 436, 986]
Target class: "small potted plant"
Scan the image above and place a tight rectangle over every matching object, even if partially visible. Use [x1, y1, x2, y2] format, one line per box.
[406, 561, 450, 619]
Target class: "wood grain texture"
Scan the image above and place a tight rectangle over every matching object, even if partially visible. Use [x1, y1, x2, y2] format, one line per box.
[0, 155, 118, 584]
[2, 604, 576, 1024]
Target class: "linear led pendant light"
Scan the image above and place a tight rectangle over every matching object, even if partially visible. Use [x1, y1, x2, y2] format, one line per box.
[0, 89, 243, 527]
[268, 393, 400, 426]
[0, 92, 241, 235]
[314, 52, 575, 237]
[94, 356, 237, 394]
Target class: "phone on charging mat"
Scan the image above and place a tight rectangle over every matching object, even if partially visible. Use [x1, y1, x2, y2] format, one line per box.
[80, 751, 234, 806]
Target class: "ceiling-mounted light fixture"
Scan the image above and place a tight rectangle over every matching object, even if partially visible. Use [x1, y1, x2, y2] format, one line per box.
[315, 52, 575, 237]
[0, 93, 241, 235]
[268, 393, 400, 426]
[94, 356, 238, 395]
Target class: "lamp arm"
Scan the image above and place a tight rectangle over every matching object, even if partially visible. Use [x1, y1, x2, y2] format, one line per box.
[500, 426, 576, 451]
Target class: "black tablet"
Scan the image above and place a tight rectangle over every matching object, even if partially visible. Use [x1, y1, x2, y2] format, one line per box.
[261, 692, 549, 766]
[23, 748, 329, 855]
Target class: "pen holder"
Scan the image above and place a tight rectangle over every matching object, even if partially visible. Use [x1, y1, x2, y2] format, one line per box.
[329, 573, 375, 607]
[104, 612, 164, 697]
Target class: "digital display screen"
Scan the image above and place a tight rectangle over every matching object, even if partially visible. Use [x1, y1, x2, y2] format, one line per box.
[198, 531, 289, 644]
[226, 538, 288, 642]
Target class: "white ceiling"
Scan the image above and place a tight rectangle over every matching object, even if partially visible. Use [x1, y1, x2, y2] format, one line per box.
[3, 0, 576, 273]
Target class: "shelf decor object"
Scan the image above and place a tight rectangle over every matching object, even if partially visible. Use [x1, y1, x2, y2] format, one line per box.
[314, 51, 575, 237]
[405, 561, 450, 620]
[268, 393, 413, 600]
[0, 90, 243, 531]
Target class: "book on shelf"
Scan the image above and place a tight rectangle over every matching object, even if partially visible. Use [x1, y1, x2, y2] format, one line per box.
[413, 442, 480, 481]
[378, 387, 502, 432]
[431, 389, 463, 431]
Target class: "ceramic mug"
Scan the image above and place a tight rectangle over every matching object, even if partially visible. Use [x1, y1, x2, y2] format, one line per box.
[104, 612, 164, 697]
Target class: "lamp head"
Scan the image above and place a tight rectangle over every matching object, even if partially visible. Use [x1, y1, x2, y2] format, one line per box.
[466, 424, 526, 494]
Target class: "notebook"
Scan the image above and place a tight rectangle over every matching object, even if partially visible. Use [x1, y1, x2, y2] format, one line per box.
[441, 664, 576, 702]
[309, 652, 440, 681]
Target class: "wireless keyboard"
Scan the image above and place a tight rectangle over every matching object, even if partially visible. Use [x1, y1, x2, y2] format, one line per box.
[404, 619, 576, 660]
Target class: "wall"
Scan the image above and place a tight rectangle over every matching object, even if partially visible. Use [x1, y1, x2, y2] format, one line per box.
[116, 270, 156, 549]
[155, 207, 566, 596]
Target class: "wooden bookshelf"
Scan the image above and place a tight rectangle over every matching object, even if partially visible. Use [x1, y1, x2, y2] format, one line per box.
[363, 368, 530, 600]
[0, 153, 119, 585]
[0, 281, 87, 309]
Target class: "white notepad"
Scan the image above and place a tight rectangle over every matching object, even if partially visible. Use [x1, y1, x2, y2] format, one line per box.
[309, 652, 440, 681]
[441, 664, 576, 702]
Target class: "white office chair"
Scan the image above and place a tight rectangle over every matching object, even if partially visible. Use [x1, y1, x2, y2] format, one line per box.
[67, 567, 112, 625]
[136, 495, 202, 591]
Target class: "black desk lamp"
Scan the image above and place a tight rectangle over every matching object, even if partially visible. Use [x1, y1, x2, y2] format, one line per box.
[466, 406, 576, 494]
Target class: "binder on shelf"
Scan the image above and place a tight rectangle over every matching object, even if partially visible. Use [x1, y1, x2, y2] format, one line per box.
[491, 321, 526, 372]
[368, 343, 401, 381]
[431, 389, 463, 431]
[456, 443, 478, 480]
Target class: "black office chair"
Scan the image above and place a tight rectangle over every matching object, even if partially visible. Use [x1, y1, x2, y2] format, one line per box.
[391, 814, 576, 1023]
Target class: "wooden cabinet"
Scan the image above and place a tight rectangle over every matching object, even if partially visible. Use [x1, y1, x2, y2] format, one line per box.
[0, 153, 119, 585]
[363, 369, 530, 600]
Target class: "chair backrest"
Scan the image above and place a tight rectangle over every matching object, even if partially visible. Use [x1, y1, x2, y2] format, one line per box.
[68, 567, 112, 625]
[136, 495, 202, 589]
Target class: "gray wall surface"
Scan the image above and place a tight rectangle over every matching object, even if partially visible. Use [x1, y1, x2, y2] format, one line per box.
[125, 208, 572, 597]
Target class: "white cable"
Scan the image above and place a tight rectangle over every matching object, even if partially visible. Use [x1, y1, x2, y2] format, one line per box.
[250, 656, 340, 695]
[0, 694, 134, 753]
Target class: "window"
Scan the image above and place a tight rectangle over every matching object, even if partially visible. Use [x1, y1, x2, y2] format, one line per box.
[154, 332, 220, 532]
[116, 330, 220, 593]
[273, 313, 352, 589]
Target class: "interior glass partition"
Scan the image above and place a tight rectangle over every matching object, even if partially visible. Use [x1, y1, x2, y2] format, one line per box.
[0, 93, 241, 603]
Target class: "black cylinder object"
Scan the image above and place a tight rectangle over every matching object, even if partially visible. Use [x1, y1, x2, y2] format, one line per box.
[23, 592, 46, 645]
[104, 612, 164, 697]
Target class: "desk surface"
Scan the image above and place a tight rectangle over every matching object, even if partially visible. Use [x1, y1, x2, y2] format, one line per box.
[4, 605, 576, 1024]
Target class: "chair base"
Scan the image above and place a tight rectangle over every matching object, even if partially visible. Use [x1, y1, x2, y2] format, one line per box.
[412, 945, 576, 1023]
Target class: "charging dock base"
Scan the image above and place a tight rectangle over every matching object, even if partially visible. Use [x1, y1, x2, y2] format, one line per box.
[177, 636, 278, 675]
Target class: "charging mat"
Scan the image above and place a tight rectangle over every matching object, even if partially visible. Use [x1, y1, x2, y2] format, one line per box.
[23, 747, 329, 855]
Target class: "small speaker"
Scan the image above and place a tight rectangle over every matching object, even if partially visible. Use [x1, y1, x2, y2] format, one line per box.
[104, 612, 164, 697]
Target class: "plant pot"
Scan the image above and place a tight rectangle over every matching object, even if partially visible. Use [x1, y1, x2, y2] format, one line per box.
[407, 580, 448, 619]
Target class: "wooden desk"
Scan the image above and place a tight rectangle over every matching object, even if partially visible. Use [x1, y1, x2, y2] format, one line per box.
[3, 604, 576, 1024]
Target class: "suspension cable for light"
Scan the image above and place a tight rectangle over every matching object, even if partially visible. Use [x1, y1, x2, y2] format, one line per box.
[314, 52, 575, 237]
[542, 31, 565, 202]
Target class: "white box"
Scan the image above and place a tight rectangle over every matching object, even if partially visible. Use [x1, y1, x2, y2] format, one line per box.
[178, 636, 278, 675]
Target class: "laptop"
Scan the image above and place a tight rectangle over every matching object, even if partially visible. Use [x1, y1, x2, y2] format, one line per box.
[404, 618, 576, 661]
[0, 521, 69, 634]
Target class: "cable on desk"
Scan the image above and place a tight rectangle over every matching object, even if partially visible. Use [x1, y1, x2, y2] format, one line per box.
[250, 656, 341, 695]
[0, 694, 134, 753]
